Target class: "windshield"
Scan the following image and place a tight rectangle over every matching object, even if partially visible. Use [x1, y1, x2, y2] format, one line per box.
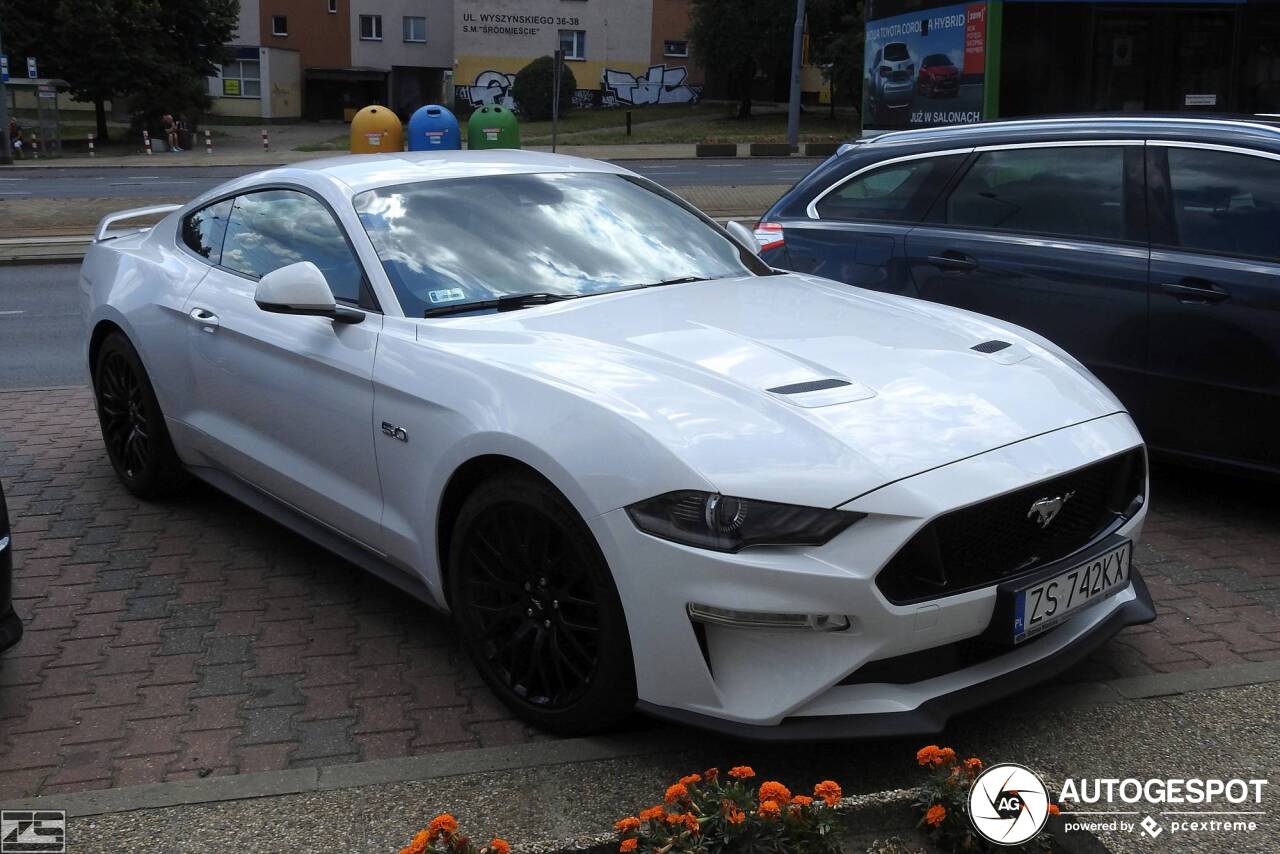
[924, 54, 951, 67]
[353, 171, 766, 317]
[883, 44, 910, 62]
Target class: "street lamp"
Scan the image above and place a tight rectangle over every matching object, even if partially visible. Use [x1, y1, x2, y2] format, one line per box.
[786, 0, 806, 149]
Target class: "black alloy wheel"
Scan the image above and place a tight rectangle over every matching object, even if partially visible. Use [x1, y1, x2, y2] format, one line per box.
[93, 333, 187, 498]
[451, 473, 635, 732]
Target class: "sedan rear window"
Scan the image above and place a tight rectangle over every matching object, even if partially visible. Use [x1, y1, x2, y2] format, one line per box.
[353, 172, 764, 317]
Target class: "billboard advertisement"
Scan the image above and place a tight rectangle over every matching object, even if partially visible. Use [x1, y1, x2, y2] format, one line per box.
[863, 2, 987, 130]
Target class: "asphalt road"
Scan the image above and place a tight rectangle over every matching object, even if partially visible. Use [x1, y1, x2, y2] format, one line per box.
[0, 159, 820, 200]
[0, 263, 83, 390]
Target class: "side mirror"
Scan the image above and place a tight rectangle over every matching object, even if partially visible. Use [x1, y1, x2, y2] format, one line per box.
[725, 220, 760, 256]
[254, 261, 363, 324]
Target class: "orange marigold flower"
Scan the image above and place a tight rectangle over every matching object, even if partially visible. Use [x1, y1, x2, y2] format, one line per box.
[1048, 804, 1061, 816]
[489, 840, 511, 854]
[682, 814, 700, 835]
[614, 817, 641, 833]
[728, 766, 755, 780]
[726, 807, 745, 825]
[664, 813, 684, 826]
[964, 757, 983, 775]
[936, 747, 957, 766]
[758, 781, 792, 805]
[620, 839, 639, 853]
[679, 774, 702, 786]
[916, 745, 942, 767]
[703, 767, 719, 782]
[664, 783, 689, 804]
[402, 829, 430, 854]
[429, 815, 459, 838]
[814, 780, 842, 807]
[926, 804, 946, 827]
[758, 800, 782, 820]
[792, 795, 813, 807]
[639, 806, 665, 822]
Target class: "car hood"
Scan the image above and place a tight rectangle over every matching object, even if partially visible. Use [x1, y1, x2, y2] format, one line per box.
[424, 274, 1125, 508]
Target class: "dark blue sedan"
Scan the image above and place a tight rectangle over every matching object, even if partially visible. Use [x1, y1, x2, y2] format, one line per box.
[752, 116, 1280, 478]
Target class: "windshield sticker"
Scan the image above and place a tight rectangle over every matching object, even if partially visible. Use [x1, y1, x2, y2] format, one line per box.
[428, 288, 466, 304]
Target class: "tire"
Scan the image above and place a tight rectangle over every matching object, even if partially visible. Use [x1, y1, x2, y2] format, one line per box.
[449, 471, 636, 734]
[93, 332, 188, 499]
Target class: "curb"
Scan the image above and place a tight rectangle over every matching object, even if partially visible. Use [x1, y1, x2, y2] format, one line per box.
[4, 659, 1277, 820]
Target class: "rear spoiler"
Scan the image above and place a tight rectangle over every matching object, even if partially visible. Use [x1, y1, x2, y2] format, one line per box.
[93, 204, 183, 243]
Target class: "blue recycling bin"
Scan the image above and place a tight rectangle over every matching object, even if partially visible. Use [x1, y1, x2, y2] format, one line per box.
[408, 105, 461, 151]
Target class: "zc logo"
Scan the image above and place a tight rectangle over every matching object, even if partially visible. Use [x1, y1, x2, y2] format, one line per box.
[0, 810, 66, 853]
[968, 764, 1051, 845]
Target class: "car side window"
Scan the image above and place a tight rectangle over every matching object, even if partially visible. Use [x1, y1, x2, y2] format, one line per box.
[1165, 147, 1280, 262]
[814, 155, 964, 223]
[180, 199, 233, 263]
[221, 190, 364, 304]
[945, 147, 1126, 241]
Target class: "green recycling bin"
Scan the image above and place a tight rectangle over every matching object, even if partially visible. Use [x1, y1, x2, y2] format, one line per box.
[467, 105, 521, 150]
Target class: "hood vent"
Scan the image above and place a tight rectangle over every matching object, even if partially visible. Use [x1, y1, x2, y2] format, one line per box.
[767, 378, 851, 395]
[971, 340, 1011, 354]
[766, 377, 875, 408]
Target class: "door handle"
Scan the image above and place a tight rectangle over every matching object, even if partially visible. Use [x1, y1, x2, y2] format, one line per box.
[1159, 279, 1230, 304]
[927, 251, 979, 272]
[189, 307, 220, 330]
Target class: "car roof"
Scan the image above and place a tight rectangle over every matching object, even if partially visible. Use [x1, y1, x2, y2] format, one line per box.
[859, 115, 1280, 150]
[224, 149, 632, 198]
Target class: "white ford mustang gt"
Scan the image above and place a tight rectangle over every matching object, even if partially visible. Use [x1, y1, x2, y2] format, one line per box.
[81, 150, 1154, 738]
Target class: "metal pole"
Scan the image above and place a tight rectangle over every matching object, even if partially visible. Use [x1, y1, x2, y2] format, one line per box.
[0, 26, 13, 166]
[786, 0, 806, 150]
[551, 48, 564, 154]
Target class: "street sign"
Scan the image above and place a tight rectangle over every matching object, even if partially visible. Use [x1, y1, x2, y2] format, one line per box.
[0, 56, 8, 82]
[26, 57, 37, 79]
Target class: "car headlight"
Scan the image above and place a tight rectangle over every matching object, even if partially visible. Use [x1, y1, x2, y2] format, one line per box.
[625, 490, 863, 553]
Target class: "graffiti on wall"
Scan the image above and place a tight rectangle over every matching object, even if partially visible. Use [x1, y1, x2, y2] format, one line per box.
[460, 70, 517, 109]
[454, 64, 700, 113]
[602, 64, 701, 105]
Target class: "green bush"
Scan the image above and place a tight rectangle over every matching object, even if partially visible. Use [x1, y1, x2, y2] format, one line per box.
[513, 56, 576, 120]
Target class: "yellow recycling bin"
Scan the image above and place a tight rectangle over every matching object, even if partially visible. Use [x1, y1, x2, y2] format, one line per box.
[350, 106, 403, 154]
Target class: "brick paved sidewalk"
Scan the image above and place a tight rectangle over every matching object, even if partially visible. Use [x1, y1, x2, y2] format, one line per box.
[2, 387, 1278, 800]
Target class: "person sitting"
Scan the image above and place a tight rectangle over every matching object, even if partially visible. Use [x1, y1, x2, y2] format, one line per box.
[162, 113, 183, 153]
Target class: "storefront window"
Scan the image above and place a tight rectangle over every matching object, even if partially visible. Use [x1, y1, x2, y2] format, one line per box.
[220, 60, 260, 98]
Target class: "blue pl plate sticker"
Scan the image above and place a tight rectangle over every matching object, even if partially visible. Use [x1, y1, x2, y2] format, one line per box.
[1013, 593, 1027, 642]
[428, 288, 465, 304]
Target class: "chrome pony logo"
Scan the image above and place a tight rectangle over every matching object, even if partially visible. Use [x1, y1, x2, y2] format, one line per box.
[1027, 491, 1075, 529]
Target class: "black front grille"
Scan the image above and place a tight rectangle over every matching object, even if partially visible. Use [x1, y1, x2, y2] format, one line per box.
[875, 448, 1146, 604]
[839, 632, 1054, 686]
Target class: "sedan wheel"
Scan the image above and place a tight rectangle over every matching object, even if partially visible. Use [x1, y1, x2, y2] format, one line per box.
[93, 333, 187, 498]
[450, 473, 635, 733]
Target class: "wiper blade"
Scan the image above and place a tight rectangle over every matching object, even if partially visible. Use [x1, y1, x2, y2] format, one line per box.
[424, 292, 574, 318]
[646, 275, 708, 288]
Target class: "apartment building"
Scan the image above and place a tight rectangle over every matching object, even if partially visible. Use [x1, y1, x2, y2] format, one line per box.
[209, 0, 706, 121]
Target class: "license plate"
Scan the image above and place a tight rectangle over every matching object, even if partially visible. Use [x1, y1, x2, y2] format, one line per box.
[1013, 541, 1131, 643]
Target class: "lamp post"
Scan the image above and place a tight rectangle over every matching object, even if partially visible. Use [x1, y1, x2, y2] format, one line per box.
[785, 0, 806, 150]
[0, 26, 13, 165]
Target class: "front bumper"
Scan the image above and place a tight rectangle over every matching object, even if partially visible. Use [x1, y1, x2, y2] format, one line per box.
[589, 412, 1149, 736]
[639, 570, 1154, 740]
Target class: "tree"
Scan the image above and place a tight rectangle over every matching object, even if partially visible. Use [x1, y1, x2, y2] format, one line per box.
[0, 0, 237, 141]
[691, 0, 863, 119]
[806, 1, 864, 117]
[690, 0, 795, 119]
[512, 56, 576, 120]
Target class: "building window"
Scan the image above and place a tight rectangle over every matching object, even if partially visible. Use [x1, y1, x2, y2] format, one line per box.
[219, 59, 261, 98]
[403, 16, 426, 43]
[271, 15, 287, 36]
[328, 0, 337, 12]
[559, 29, 586, 60]
[359, 14, 383, 40]
[663, 40, 688, 58]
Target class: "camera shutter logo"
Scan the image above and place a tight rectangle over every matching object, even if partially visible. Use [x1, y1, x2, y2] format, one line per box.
[968, 764, 1051, 845]
[1, 809, 66, 853]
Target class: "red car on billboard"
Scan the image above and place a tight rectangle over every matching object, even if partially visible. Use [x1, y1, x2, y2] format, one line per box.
[917, 53, 960, 98]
